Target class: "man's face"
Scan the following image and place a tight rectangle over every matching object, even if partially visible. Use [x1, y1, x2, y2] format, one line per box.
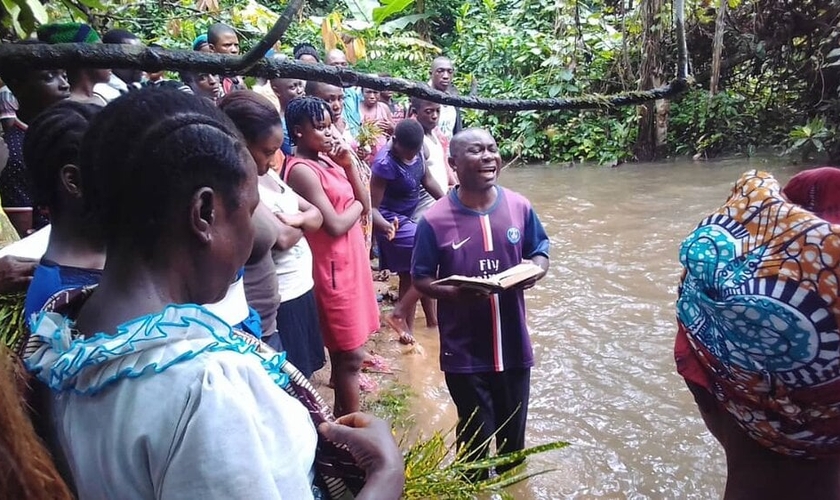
[313, 85, 345, 120]
[270, 78, 304, 108]
[212, 32, 240, 55]
[113, 38, 145, 84]
[193, 73, 220, 100]
[326, 51, 349, 68]
[451, 130, 502, 192]
[413, 102, 440, 133]
[431, 59, 454, 91]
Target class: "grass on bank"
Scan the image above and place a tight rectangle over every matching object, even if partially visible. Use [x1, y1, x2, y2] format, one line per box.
[364, 379, 570, 499]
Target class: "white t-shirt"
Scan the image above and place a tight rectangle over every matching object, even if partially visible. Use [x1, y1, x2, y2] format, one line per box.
[424, 132, 449, 193]
[438, 104, 458, 139]
[27, 305, 318, 500]
[259, 170, 315, 302]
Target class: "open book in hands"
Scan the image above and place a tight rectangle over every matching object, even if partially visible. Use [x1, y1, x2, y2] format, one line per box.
[431, 262, 544, 293]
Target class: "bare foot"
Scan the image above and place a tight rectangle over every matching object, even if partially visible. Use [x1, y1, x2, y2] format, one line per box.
[384, 313, 415, 345]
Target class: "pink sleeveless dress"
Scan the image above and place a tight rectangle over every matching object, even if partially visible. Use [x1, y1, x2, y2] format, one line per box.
[285, 155, 379, 352]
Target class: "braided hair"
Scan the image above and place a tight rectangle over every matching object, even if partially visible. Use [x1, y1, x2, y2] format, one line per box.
[23, 100, 101, 214]
[79, 87, 249, 255]
[283, 96, 330, 146]
[217, 90, 282, 144]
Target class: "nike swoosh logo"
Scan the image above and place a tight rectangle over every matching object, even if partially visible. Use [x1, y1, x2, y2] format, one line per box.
[451, 237, 471, 250]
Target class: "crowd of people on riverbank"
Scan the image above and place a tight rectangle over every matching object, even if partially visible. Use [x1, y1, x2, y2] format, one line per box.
[1, 18, 840, 500]
[0, 21, 551, 499]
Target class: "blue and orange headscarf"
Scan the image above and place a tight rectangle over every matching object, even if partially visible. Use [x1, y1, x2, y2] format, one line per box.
[675, 170, 840, 458]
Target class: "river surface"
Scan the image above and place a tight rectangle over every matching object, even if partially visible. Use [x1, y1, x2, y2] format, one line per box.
[398, 157, 809, 499]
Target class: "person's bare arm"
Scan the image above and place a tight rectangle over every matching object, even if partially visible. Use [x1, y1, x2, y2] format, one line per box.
[287, 161, 363, 238]
[370, 175, 397, 238]
[421, 167, 445, 200]
[329, 143, 371, 215]
[294, 193, 323, 232]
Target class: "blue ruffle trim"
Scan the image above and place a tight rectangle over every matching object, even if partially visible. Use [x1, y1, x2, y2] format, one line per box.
[25, 304, 289, 396]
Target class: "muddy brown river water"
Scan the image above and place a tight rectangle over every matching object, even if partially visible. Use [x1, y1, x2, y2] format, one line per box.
[398, 157, 809, 499]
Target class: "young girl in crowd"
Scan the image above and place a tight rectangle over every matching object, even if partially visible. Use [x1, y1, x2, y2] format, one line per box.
[219, 90, 326, 377]
[378, 73, 407, 121]
[305, 80, 373, 253]
[370, 120, 444, 344]
[359, 87, 394, 162]
[284, 96, 379, 416]
[218, 91, 286, 344]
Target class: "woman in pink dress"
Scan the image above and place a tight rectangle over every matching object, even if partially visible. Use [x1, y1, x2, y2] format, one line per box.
[284, 96, 379, 416]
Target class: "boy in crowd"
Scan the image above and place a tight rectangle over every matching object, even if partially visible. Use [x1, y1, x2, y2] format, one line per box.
[94, 29, 144, 102]
[412, 128, 550, 472]
[428, 56, 462, 139]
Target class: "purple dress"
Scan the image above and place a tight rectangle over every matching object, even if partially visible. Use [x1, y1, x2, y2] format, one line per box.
[371, 146, 425, 273]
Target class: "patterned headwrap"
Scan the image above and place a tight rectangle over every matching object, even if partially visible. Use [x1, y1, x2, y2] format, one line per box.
[192, 34, 208, 51]
[675, 170, 840, 458]
[37, 23, 101, 44]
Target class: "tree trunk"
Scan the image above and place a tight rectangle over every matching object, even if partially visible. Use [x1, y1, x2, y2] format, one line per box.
[709, 0, 727, 95]
[634, 0, 668, 161]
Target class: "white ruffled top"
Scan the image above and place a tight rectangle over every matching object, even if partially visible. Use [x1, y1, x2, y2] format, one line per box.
[24, 304, 318, 500]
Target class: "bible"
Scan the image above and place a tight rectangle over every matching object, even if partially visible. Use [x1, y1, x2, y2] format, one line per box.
[432, 262, 544, 293]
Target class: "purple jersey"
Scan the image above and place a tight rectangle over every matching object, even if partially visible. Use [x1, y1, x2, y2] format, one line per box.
[412, 187, 549, 374]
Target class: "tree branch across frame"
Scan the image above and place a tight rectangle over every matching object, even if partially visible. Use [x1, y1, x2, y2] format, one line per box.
[0, 0, 692, 112]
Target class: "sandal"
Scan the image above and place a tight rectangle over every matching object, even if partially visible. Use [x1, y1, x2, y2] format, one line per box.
[362, 353, 393, 374]
[359, 373, 379, 393]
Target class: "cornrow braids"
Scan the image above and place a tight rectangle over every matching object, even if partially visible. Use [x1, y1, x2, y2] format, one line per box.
[217, 90, 282, 144]
[284, 96, 330, 146]
[23, 100, 101, 213]
[79, 87, 248, 256]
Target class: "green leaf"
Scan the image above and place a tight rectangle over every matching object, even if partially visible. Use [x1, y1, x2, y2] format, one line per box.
[372, 0, 413, 25]
[379, 13, 431, 33]
[343, 0, 379, 23]
[22, 0, 47, 23]
[1, 0, 24, 38]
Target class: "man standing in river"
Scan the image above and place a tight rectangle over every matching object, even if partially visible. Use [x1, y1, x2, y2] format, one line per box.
[411, 128, 550, 472]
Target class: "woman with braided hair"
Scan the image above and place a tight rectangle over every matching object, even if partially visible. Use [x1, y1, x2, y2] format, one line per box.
[22, 88, 403, 499]
[285, 96, 379, 417]
[219, 90, 326, 377]
[22, 100, 105, 319]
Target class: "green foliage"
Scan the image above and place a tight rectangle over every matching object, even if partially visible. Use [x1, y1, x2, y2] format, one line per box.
[402, 424, 569, 499]
[362, 381, 414, 425]
[451, 0, 635, 164]
[668, 89, 766, 158]
[784, 117, 836, 161]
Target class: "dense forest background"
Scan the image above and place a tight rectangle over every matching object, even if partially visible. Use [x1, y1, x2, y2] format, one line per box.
[2, 0, 838, 165]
